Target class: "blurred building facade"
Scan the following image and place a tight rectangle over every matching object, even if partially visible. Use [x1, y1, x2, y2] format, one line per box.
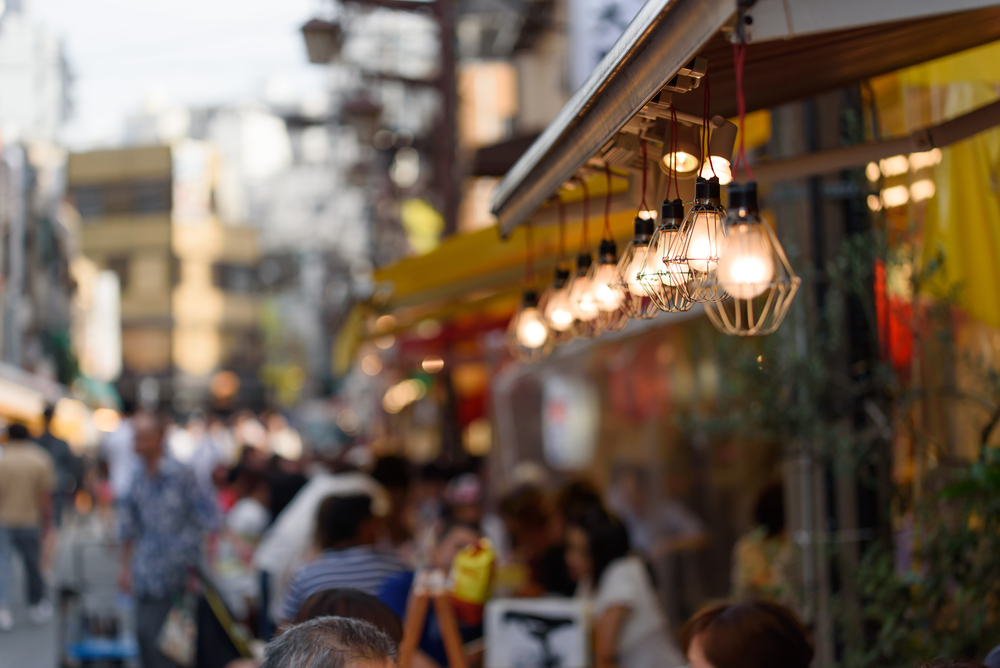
[67, 144, 262, 409]
[0, 1, 76, 385]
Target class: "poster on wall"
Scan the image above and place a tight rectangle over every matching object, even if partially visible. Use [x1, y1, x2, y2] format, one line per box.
[567, 0, 648, 91]
[485, 598, 589, 668]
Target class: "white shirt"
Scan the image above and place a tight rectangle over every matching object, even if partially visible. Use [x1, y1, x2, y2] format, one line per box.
[577, 556, 685, 668]
[253, 472, 390, 620]
[102, 419, 139, 500]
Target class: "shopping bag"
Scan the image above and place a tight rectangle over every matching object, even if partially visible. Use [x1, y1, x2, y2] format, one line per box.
[157, 595, 197, 667]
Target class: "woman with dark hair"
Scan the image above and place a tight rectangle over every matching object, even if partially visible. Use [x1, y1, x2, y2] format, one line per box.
[681, 599, 813, 668]
[565, 507, 684, 668]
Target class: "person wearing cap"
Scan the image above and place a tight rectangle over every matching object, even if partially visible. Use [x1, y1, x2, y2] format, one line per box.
[278, 493, 404, 624]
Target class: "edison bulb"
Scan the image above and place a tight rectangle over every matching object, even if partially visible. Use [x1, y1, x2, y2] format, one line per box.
[515, 307, 549, 348]
[663, 151, 699, 175]
[686, 211, 725, 273]
[626, 247, 649, 294]
[717, 223, 775, 299]
[591, 263, 621, 312]
[544, 289, 575, 332]
[568, 275, 599, 321]
[699, 157, 733, 185]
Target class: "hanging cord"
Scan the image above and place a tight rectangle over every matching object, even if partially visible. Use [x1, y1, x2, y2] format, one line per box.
[702, 72, 717, 179]
[669, 107, 680, 200]
[638, 139, 648, 214]
[603, 163, 613, 241]
[578, 177, 590, 252]
[732, 42, 755, 180]
[524, 222, 535, 286]
[557, 196, 567, 262]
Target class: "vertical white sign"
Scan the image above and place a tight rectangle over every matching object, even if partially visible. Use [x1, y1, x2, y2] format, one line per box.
[84, 271, 122, 382]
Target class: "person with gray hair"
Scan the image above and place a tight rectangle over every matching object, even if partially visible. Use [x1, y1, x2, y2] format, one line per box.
[261, 616, 398, 668]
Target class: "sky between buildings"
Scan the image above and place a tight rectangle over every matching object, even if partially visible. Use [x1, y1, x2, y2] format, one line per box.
[31, 0, 327, 149]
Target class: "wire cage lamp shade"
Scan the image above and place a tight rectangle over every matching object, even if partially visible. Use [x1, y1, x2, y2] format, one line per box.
[705, 182, 800, 336]
[587, 239, 629, 331]
[675, 177, 728, 303]
[613, 216, 660, 319]
[539, 266, 576, 344]
[567, 253, 601, 338]
[638, 199, 694, 313]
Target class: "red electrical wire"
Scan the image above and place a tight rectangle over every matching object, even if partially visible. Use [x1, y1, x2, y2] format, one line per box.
[703, 72, 717, 180]
[669, 107, 679, 200]
[525, 222, 534, 285]
[638, 139, 648, 213]
[733, 42, 755, 180]
[557, 196, 567, 261]
[579, 177, 590, 252]
[604, 163, 613, 241]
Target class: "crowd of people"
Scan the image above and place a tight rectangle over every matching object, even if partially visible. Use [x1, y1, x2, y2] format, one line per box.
[1, 405, 999, 668]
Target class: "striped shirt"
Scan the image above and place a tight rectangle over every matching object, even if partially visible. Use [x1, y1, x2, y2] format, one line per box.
[280, 546, 404, 620]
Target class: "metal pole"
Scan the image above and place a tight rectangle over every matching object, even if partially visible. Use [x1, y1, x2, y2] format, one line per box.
[3, 146, 25, 365]
[434, 0, 459, 236]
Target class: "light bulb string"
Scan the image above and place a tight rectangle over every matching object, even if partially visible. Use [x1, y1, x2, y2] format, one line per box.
[703, 72, 717, 179]
[733, 42, 755, 180]
[603, 163, 613, 242]
[579, 177, 590, 252]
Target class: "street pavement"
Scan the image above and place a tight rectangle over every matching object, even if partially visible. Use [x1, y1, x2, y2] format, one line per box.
[0, 514, 126, 668]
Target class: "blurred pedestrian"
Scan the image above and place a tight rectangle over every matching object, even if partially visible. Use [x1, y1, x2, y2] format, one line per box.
[565, 506, 684, 668]
[681, 599, 813, 668]
[37, 405, 82, 528]
[379, 520, 481, 668]
[103, 400, 139, 502]
[261, 616, 397, 668]
[294, 588, 403, 641]
[279, 493, 403, 623]
[731, 483, 794, 607]
[119, 411, 220, 668]
[0, 423, 56, 631]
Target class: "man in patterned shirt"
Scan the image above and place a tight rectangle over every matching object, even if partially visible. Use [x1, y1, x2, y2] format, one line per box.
[119, 412, 219, 668]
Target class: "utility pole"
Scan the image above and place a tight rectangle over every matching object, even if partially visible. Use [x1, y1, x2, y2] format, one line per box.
[335, 0, 460, 236]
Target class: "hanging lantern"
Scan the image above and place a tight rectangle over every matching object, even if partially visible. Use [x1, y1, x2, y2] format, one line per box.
[587, 239, 628, 331]
[505, 289, 553, 361]
[699, 118, 737, 185]
[660, 123, 701, 178]
[675, 176, 728, 303]
[567, 253, 600, 338]
[705, 182, 800, 336]
[638, 198, 693, 313]
[612, 216, 660, 319]
[539, 266, 576, 344]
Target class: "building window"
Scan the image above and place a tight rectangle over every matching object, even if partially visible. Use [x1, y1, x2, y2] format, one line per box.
[70, 179, 172, 219]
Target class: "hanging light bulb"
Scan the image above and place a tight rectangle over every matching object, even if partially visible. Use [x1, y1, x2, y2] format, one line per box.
[638, 199, 693, 313]
[539, 266, 575, 344]
[566, 253, 600, 338]
[677, 177, 728, 302]
[699, 118, 737, 185]
[612, 216, 659, 319]
[706, 182, 800, 336]
[660, 123, 701, 178]
[586, 240, 628, 331]
[506, 289, 553, 360]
